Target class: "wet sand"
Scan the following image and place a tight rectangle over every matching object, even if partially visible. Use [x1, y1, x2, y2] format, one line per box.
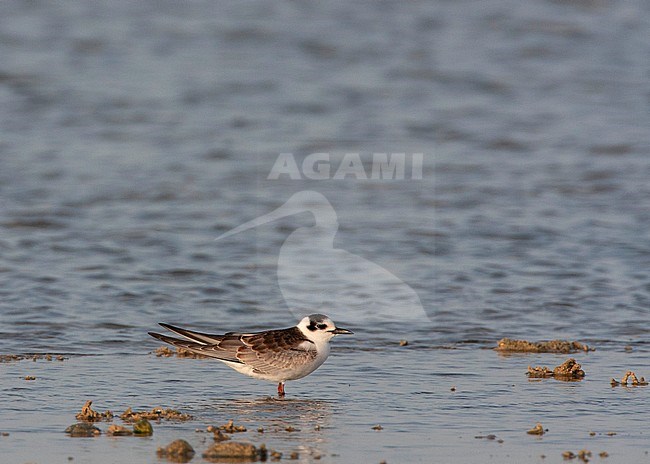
[1, 341, 649, 463]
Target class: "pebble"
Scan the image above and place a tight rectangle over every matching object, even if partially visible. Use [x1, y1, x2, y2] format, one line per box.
[133, 419, 153, 436]
[65, 423, 101, 437]
[156, 439, 194, 462]
[202, 442, 258, 459]
[526, 423, 545, 435]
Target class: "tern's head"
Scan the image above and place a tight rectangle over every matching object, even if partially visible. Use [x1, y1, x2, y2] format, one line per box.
[297, 314, 353, 342]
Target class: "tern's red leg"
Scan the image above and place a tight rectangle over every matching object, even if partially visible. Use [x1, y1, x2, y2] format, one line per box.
[277, 382, 285, 397]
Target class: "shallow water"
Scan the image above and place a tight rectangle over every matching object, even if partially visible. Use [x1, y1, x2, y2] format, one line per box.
[1, 0, 649, 463]
[3, 347, 650, 463]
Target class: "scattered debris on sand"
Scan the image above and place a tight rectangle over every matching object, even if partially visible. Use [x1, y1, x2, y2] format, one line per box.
[1, 354, 67, 363]
[120, 407, 193, 422]
[65, 423, 101, 437]
[588, 431, 618, 439]
[154, 346, 175, 357]
[527, 423, 545, 435]
[527, 366, 553, 378]
[474, 433, 503, 443]
[202, 441, 259, 460]
[372, 425, 383, 431]
[289, 451, 299, 459]
[133, 419, 153, 436]
[611, 371, 648, 387]
[497, 338, 591, 353]
[24, 376, 36, 381]
[75, 400, 114, 422]
[156, 439, 195, 462]
[176, 348, 209, 359]
[553, 359, 585, 379]
[106, 425, 133, 436]
[211, 429, 230, 442]
[527, 359, 585, 380]
[599, 451, 609, 458]
[154, 346, 208, 359]
[399, 340, 408, 346]
[564, 449, 591, 462]
[217, 419, 247, 433]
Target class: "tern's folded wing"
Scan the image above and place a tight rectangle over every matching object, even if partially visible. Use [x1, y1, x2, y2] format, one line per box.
[235, 327, 318, 375]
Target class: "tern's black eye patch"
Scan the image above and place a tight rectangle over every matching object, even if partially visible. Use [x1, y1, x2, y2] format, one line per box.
[316, 323, 327, 330]
[307, 322, 318, 331]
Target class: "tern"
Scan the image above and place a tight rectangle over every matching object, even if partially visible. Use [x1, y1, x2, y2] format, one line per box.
[149, 314, 353, 397]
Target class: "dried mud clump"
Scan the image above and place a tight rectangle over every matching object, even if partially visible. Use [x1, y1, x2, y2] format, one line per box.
[202, 442, 259, 460]
[156, 439, 195, 462]
[120, 407, 193, 423]
[563, 449, 592, 462]
[154, 346, 208, 359]
[527, 423, 545, 435]
[177, 347, 209, 358]
[212, 429, 230, 442]
[75, 400, 114, 422]
[611, 371, 648, 387]
[497, 338, 591, 353]
[562, 450, 576, 459]
[154, 346, 175, 357]
[217, 419, 247, 433]
[1, 354, 67, 363]
[527, 359, 585, 380]
[65, 423, 101, 437]
[527, 366, 554, 378]
[553, 359, 585, 379]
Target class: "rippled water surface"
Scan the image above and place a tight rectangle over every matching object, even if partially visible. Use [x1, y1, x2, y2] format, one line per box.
[1, 0, 649, 463]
